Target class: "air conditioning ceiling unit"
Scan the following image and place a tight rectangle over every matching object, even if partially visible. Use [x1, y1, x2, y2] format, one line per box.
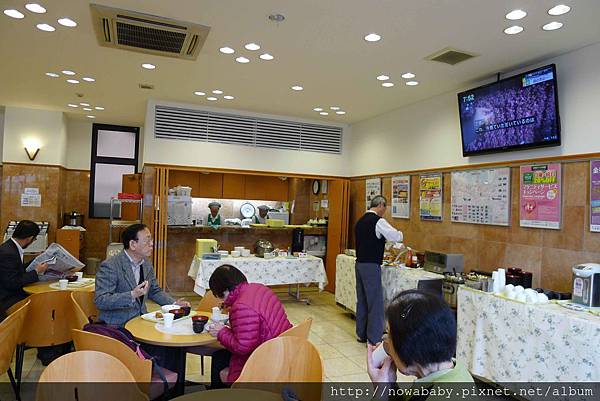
[90, 3, 210, 60]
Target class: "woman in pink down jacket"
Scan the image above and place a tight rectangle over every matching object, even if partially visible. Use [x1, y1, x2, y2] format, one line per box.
[208, 264, 292, 387]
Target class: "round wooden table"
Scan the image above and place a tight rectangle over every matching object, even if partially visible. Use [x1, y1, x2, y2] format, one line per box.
[171, 388, 282, 401]
[23, 279, 95, 294]
[125, 312, 220, 396]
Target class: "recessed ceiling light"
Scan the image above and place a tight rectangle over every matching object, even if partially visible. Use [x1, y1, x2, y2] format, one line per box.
[244, 43, 261, 51]
[36, 23, 55, 32]
[330, 106, 340, 110]
[548, 5, 571, 16]
[3, 9, 25, 19]
[505, 9, 527, 20]
[82, 77, 95, 82]
[57, 17, 77, 27]
[364, 33, 381, 42]
[25, 3, 46, 14]
[62, 70, 75, 75]
[376, 75, 390, 81]
[381, 82, 394, 87]
[207, 97, 217, 101]
[212, 90, 223, 94]
[86, 115, 95, 119]
[223, 95, 234, 100]
[542, 21, 564, 31]
[291, 85, 303, 91]
[401, 72, 416, 79]
[194, 91, 205, 96]
[235, 57, 250, 64]
[406, 81, 419, 86]
[336, 111, 346, 115]
[313, 108, 323, 112]
[319, 112, 329, 116]
[141, 63, 156, 70]
[95, 106, 104, 110]
[66, 79, 79, 84]
[83, 107, 92, 111]
[67, 104, 78, 108]
[45, 72, 59, 77]
[79, 102, 90, 106]
[219, 47, 235, 54]
[259, 53, 274, 61]
[504, 25, 524, 35]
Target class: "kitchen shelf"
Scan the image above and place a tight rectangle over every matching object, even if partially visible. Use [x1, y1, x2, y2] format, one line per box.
[109, 197, 143, 243]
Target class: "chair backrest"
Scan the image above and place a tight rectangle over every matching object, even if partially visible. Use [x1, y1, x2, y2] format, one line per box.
[0, 300, 30, 373]
[280, 317, 312, 339]
[21, 291, 75, 347]
[71, 291, 99, 323]
[196, 290, 221, 313]
[36, 350, 148, 401]
[233, 336, 324, 401]
[72, 329, 152, 395]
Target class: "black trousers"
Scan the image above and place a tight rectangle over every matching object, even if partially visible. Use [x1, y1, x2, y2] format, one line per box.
[210, 349, 232, 389]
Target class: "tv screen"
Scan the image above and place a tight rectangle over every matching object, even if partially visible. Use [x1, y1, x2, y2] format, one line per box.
[458, 64, 560, 156]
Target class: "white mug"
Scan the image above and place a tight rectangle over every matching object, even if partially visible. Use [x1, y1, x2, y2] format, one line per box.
[75, 272, 84, 281]
[163, 313, 175, 328]
[59, 279, 68, 290]
[372, 343, 388, 368]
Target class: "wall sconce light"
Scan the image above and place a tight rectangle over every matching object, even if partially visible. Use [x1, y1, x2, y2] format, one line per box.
[23, 139, 41, 161]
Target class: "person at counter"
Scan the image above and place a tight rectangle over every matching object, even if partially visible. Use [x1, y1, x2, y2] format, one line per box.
[355, 195, 403, 345]
[95, 223, 189, 326]
[207, 201, 222, 227]
[253, 205, 270, 224]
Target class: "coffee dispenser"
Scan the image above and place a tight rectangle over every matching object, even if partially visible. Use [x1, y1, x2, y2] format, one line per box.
[291, 228, 304, 253]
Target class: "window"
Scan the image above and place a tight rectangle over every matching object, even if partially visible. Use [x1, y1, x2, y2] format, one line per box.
[89, 124, 140, 218]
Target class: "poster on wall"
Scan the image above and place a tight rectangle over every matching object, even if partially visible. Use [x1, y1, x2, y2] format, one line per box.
[590, 160, 600, 232]
[419, 173, 443, 221]
[519, 163, 562, 229]
[451, 168, 510, 226]
[365, 178, 382, 210]
[391, 175, 410, 219]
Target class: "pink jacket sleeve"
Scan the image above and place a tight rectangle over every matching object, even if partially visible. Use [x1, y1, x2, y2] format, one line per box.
[217, 303, 262, 355]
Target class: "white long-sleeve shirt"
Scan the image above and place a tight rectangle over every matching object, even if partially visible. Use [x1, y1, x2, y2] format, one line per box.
[366, 210, 403, 243]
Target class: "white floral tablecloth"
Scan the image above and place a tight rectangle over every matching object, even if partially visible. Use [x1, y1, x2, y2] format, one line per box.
[335, 254, 444, 312]
[190, 255, 327, 296]
[457, 285, 600, 382]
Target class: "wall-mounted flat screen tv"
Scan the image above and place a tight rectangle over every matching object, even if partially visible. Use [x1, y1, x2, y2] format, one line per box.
[458, 64, 560, 156]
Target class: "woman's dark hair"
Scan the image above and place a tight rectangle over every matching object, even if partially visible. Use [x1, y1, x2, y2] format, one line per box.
[13, 220, 40, 240]
[122, 224, 148, 249]
[209, 265, 248, 298]
[386, 289, 456, 367]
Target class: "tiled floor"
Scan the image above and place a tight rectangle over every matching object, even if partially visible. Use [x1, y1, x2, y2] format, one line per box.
[0, 288, 416, 386]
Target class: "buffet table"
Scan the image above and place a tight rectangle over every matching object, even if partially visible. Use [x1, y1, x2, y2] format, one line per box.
[190, 255, 327, 297]
[457, 285, 600, 382]
[335, 254, 444, 313]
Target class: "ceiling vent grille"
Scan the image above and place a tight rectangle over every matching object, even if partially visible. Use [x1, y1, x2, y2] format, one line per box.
[90, 4, 210, 60]
[154, 105, 343, 154]
[425, 47, 478, 66]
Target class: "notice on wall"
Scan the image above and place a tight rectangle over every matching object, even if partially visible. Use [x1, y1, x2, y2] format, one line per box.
[451, 168, 510, 226]
[320, 199, 329, 209]
[419, 173, 443, 221]
[391, 175, 410, 219]
[366, 178, 382, 210]
[519, 163, 562, 229]
[590, 160, 600, 232]
[21, 193, 41, 207]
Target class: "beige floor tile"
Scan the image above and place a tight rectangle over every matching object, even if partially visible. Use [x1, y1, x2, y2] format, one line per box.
[313, 343, 343, 360]
[332, 341, 367, 358]
[323, 357, 365, 377]
[308, 331, 326, 345]
[328, 372, 371, 382]
[348, 354, 367, 370]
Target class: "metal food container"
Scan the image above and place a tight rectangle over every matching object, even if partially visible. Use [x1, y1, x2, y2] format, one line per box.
[254, 239, 274, 258]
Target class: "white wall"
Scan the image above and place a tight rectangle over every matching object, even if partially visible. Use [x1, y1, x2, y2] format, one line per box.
[143, 100, 351, 177]
[349, 42, 600, 176]
[66, 120, 92, 170]
[2, 107, 67, 166]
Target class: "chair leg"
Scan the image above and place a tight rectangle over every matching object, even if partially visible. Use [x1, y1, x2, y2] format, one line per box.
[7, 367, 21, 401]
[201, 355, 204, 376]
[15, 344, 25, 399]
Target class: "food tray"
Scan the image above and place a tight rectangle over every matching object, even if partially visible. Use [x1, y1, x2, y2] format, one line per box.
[141, 310, 197, 323]
[49, 278, 95, 289]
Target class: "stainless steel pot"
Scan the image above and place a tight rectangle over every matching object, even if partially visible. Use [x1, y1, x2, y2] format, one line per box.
[254, 239, 274, 258]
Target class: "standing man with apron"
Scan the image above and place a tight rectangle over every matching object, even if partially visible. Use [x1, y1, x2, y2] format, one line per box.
[253, 205, 270, 224]
[207, 202, 222, 227]
[354, 195, 403, 345]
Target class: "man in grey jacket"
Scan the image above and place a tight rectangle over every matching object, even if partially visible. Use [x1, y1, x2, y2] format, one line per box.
[95, 223, 188, 326]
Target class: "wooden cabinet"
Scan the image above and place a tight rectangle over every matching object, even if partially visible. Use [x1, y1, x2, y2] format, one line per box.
[222, 174, 246, 199]
[121, 173, 142, 221]
[198, 173, 223, 198]
[56, 229, 84, 260]
[245, 176, 288, 201]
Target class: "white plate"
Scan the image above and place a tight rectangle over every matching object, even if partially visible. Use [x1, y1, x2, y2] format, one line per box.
[142, 310, 196, 323]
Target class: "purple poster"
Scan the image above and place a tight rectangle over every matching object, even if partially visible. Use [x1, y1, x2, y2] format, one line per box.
[590, 160, 600, 232]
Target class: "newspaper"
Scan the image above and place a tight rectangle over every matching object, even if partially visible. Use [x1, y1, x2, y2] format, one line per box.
[26, 243, 85, 280]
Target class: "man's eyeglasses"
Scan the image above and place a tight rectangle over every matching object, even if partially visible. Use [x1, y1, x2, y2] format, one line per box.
[136, 237, 153, 245]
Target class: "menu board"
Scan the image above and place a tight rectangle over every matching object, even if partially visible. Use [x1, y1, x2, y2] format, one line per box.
[519, 163, 562, 229]
[590, 160, 600, 232]
[451, 168, 510, 226]
[365, 178, 381, 210]
[419, 173, 443, 221]
[391, 175, 410, 219]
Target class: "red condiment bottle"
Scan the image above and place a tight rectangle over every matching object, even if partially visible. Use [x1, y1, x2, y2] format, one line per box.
[405, 248, 413, 267]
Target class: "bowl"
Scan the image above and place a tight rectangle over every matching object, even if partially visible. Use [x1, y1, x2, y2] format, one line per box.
[231, 250, 241, 258]
[234, 246, 245, 252]
[192, 315, 209, 333]
[65, 275, 78, 282]
[241, 249, 251, 257]
[172, 309, 185, 319]
[161, 304, 180, 313]
[181, 306, 191, 316]
[192, 315, 209, 323]
[218, 250, 229, 256]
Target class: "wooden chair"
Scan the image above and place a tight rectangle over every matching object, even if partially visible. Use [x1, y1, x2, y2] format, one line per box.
[280, 317, 312, 339]
[233, 336, 324, 401]
[71, 291, 99, 324]
[188, 290, 223, 375]
[0, 300, 30, 401]
[36, 350, 148, 401]
[72, 329, 177, 400]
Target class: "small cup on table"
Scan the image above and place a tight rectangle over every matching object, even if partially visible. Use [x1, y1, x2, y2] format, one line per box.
[163, 313, 175, 328]
[59, 279, 69, 290]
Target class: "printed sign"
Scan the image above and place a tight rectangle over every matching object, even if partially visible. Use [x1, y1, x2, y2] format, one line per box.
[519, 163, 561, 229]
[391, 175, 410, 219]
[590, 160, 600, 232]
[419, 173, 443, 221]
[366, 178, 382, 210]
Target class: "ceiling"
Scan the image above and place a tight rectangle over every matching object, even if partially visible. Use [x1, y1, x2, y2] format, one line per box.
[1, 0, 599, 127]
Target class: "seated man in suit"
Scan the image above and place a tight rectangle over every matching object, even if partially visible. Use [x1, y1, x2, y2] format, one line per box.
[95, 223, 189, 326]
[0, 220, 49, 315]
